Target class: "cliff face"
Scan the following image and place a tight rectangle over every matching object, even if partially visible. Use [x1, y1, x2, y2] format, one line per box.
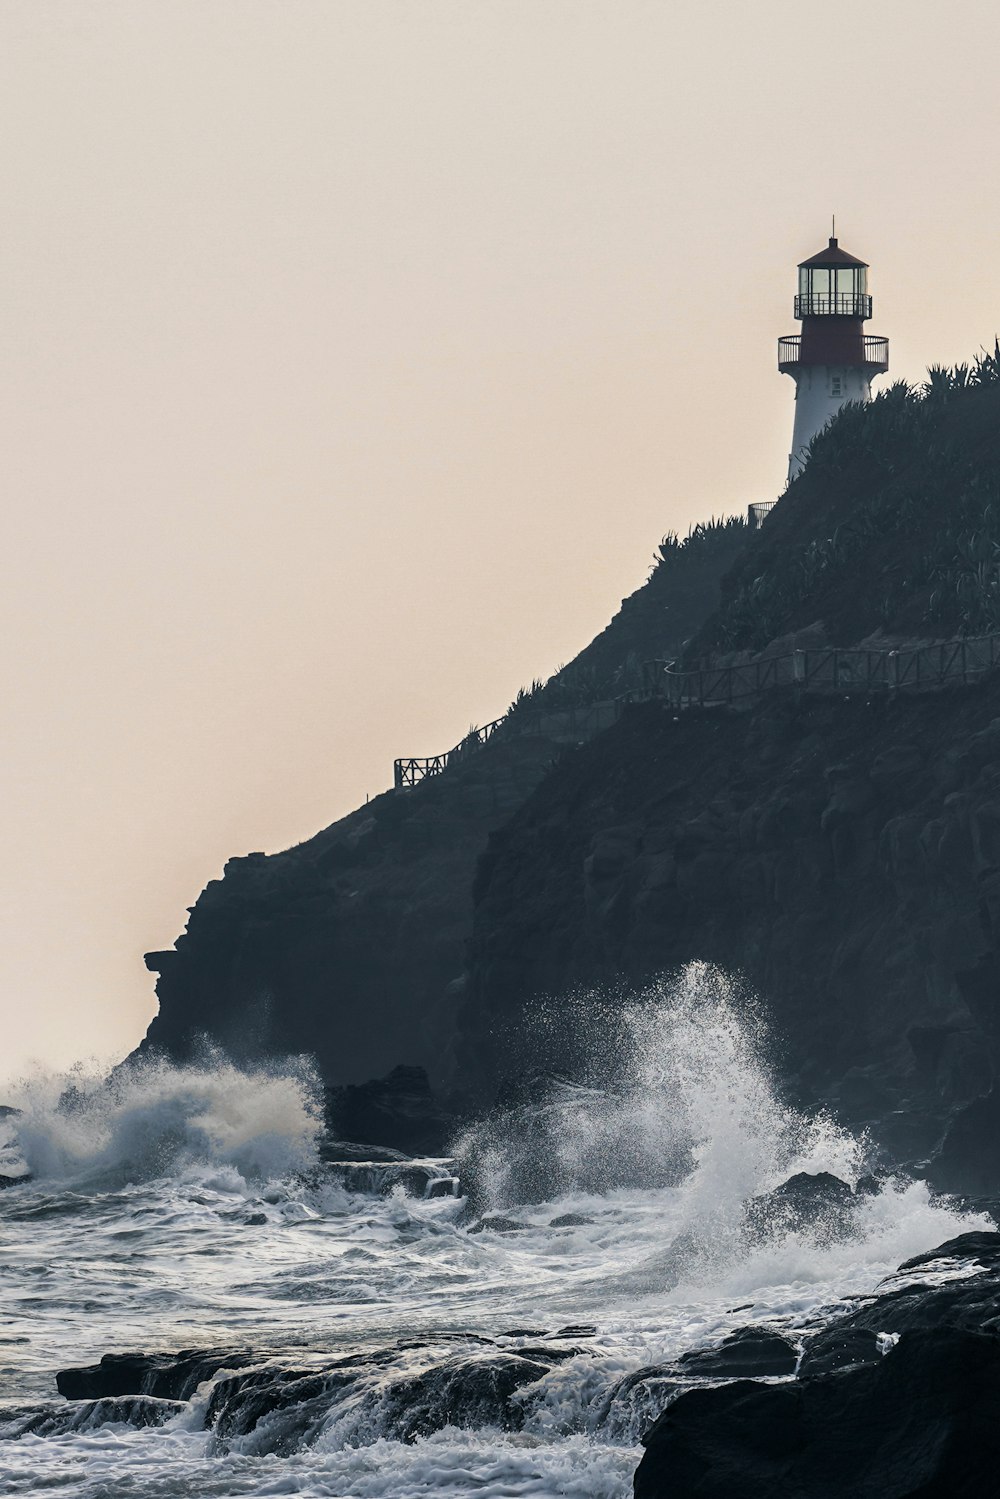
[458, 679, 1000, 1183]
[141, 735, 558, 1089]
[141, 528, 745, 1088]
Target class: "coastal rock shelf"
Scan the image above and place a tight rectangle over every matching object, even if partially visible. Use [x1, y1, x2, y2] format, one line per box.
[37, 1233, 1000, 1491]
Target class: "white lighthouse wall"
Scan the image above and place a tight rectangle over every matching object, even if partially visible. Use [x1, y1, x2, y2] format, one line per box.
[786, 365, 874, 481]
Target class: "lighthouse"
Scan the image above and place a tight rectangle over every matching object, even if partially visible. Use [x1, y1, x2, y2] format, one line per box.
[778, 235, 889, 482]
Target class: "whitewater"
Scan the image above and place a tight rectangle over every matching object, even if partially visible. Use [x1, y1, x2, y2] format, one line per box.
[0, 967, 989, 1498]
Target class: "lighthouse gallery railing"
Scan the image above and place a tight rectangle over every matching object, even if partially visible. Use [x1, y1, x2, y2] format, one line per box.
[778, 334, 889, 370]
[794, 292, 872, 318]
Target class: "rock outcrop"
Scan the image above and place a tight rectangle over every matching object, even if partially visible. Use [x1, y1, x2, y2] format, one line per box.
[635, 1327, 1000, 1499]
[636, 1230, 1000, 1499]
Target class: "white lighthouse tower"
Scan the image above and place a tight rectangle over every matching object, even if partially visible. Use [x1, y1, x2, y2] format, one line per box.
[779, 234, 889, 481]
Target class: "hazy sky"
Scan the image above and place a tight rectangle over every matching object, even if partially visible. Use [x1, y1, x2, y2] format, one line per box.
[2, 0, 999, 1084]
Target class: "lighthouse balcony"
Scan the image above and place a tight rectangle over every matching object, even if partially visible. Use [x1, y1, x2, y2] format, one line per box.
[778, 334, 889, 373]
[794, 293, 872, 318]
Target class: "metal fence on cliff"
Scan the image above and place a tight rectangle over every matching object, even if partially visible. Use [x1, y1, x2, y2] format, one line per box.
[394, 635, 1000, 790]
[656, 636, 1000, 709]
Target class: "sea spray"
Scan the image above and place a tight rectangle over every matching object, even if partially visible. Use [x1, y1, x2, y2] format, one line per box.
[3, 1048, 323, 1186]
[455, 963, 866, 1225]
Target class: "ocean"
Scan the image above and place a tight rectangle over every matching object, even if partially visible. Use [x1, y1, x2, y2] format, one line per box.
[0, 970, 987, 1497]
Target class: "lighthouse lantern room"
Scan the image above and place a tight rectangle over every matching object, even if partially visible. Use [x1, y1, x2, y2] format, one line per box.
[779, 235, 889, 481]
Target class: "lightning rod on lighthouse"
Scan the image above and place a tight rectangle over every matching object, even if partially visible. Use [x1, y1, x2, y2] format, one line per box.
[778, 235, 889, 482]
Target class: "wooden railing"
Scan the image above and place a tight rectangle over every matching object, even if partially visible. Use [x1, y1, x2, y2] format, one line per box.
[394, 719, 504, 789]
[654, 636, 1000, 708]
[394, 636, 1000, 790]
[394, 701, 623, 790]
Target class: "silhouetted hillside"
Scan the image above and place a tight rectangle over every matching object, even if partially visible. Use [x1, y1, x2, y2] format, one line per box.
[142, 340, 1000, 1202]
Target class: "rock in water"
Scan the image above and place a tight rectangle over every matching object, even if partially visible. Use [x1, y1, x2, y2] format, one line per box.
[742, 1171, 856, 1243]
[10, 1396, 185, 1438]
[324, 1065, 456, 1156]
[0, 1173, 32, 1190]
[635, 1327, 1000, 1499]
[56, 1349, 255, 1401]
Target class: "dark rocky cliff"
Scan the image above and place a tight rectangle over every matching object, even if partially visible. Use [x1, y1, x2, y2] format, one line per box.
[457, 678, 1000, 1187]
[141, 734, 558, 1089]
[140, 526, 745, 1090]
[141, 364, 1000, 1189]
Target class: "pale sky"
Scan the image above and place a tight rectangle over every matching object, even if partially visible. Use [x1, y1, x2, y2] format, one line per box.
[2, 0, 998, 1085]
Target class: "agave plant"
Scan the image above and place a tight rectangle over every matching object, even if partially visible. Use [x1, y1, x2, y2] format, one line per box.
[652, 515, 748, 572]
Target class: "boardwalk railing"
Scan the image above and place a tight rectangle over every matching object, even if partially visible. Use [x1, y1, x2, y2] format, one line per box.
[394, 701, 622, 790]
[395, 635, 1000, 790]
[657, 636, 1000, 708]
[394, 718, 504, 789]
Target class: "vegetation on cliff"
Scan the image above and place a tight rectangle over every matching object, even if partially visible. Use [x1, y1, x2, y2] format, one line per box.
[505, 515, 749, 718]
[696, 345, 1000, 656]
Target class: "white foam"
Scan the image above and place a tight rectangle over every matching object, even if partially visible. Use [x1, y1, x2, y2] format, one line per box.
[4, 1049, 322, 1186]
[0, 1425, 637, 1499]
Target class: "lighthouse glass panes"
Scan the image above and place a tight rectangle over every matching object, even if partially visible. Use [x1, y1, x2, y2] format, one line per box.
[797, 264, 869, 316]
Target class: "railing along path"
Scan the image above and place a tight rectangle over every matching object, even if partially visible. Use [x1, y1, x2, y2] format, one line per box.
[394, 635, 1000, 790]
[658, 635, 1000, 709]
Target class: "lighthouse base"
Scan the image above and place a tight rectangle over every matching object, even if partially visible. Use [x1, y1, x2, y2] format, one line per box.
[786, 364, 874, 482]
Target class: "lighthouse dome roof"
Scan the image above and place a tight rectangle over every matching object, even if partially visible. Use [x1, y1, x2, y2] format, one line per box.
[798, 236, 868, 269]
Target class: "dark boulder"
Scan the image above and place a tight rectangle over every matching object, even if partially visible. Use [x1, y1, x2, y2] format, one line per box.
[794, 1232, 1000, 1384]
[206, 1361, 379, 1450]
[797, 1326, 881, 1377]
[56, 1348, 255, 1402]
[204, 1345, 561, 1450]
[10, 1396, 185, 1437]
[635, 1327, 1000, 1499]
[317, 1139, 412, 1164]
[324, 1066, 456, 1156]
[807, 1249, 1000, 1347]
[374, 1351, 553, 1442]
[743, 1171, 856, 1243]
[678, 1326, 798, 1379]
[898, 1230, 1000, 1273]
[468, 1214, 528, 1234]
